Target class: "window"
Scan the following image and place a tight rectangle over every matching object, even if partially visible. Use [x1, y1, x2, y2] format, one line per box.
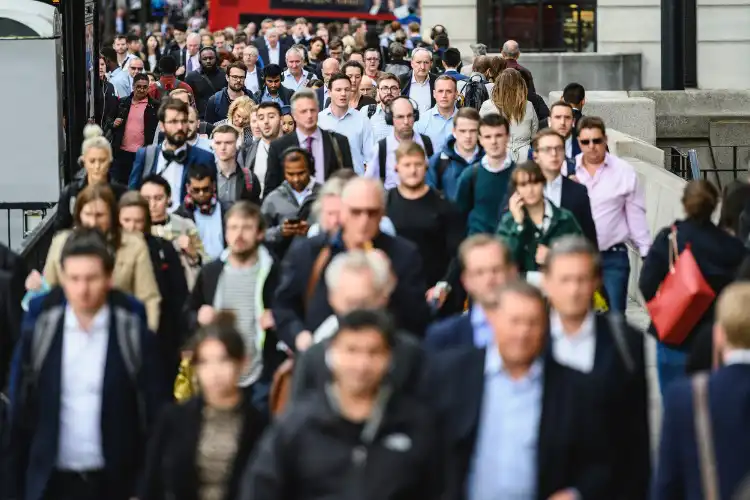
[0, 18, 40, 38]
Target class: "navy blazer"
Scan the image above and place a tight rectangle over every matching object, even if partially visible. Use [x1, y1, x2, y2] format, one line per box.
[423, 313, 473, 351]
[128, 144, 217, 203]
[587, 314, 650, 500]
[5, 289, 168, 500]
[653, 364, 750, 500]
[399, 71, 437, 109]
[426, 347, 612, 499]
[561, 175, 598, 246]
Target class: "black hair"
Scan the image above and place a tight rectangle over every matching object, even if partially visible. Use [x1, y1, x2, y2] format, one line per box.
[328, 72, 351, 89]
[433, 33, 450, 49]
[158, 54, 178, 75]
[190, 311, 246, 364]
[60, 227, 116, 274]
[264, 63, 283, 79]
[158, 97, 189, 122]
[126, 33, 140, 44]
[479, 113, 510, 134]
[562, 82, 586, 106]
[258, 101, 282, 115]
[187, 163, 216, 182]
[100, 47, 118, 65]
[342, 60, 365, 76]
[281, 147, 314, 173]
[334, 309, 396, 348]
[141, 174, 171, 197]
[442, 47, 461, 68]
[133, 73, 149, 86]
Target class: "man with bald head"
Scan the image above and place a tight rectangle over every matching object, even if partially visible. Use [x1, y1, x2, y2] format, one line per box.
[316, 57, 341, 110]
[501, 39, 536, 94]
[274, 176, 432, 351]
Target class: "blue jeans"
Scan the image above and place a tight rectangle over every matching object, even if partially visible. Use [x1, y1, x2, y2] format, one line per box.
[657, 342, 688, 398]
[601, 248, 630, 313]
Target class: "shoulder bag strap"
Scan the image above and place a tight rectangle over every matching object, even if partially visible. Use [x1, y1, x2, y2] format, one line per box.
[693, 372, 720, 500]
[305, 246, 332, 311]
[606, 312, 635, 373]
[669, 225, 679, 271]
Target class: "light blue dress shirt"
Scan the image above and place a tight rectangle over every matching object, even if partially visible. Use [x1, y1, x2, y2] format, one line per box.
[260, 89, 283, 104]
[360, 104, 393, 142]
[470, 306, 493, 347]
[110, 70, 133, 98]
[318, 107, 375, 175]
[194, 207, 225, 260]
[467, 349, 543, 500]
[415, 106, 457, 152]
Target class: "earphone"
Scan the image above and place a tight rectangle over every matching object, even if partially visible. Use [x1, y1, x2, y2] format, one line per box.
[384, 96, 420, 126]
[281, 146, 315, 173]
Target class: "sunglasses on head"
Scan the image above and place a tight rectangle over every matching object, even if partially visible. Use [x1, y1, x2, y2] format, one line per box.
[580, 137, 605, 146]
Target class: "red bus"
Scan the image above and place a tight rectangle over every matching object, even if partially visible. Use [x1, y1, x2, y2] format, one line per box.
[209, 0, 396, 31]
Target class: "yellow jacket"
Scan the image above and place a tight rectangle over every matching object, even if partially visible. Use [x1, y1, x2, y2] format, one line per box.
[44, 230, 162, 331]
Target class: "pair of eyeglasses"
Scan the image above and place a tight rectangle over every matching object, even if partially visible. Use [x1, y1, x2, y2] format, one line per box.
[580, 137, 605, 146]
[379, 86, 400, 93]
[131, 67, 144, 72]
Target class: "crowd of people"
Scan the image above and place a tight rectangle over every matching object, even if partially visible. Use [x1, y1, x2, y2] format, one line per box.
[2, 12, 750, 500]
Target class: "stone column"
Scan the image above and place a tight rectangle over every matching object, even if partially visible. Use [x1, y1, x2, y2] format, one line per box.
[697, 0, 750, 89]
[420, 0, 477, 58]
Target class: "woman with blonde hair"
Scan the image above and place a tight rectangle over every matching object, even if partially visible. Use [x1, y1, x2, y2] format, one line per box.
[55, 124, 128, 231]
[479, 68, 539, 162]
[214, 96, 256, 147]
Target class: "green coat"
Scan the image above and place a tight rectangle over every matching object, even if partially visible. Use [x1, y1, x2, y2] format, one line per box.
[496, 201, 583, 272]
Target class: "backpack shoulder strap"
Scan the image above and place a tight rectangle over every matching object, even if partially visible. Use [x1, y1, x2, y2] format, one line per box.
[240, 166, 253, 192]
[327, 131, 345, 171]
[31, 306, 65, 375]
[468, 163, 480, 208]
[420, 134, 434, 158]
[143, 145, 158, 178]
[436, 154, 450, 191]
[378, 139, 388, 181]
[606, 312, 635, 373]
[367, 104, 377, 119]
[692, 372, 720, 500]
[114, 307, 141, 383]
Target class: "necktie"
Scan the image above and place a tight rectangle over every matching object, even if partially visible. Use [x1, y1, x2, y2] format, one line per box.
[187, 58, 192, 73]
[305, 136, 313, 153]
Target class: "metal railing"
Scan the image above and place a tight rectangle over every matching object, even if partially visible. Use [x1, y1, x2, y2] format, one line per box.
[0, 203, 58, 271]
[664, 145, 750, 190]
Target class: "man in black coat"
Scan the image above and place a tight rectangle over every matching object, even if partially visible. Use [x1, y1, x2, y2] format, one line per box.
[426, 281, 612, 499]
[263, 89, 353, 194]
[544, 236, 650, 500]
[274, 177, 431, 352]
[185, 47, 228, 120]
[399, 48, 437, 113]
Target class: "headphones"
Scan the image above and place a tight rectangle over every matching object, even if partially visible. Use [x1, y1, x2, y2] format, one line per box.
[281, 146, 315, 173]
[183, 191, 218, 214]
[384, 96, 420, 126]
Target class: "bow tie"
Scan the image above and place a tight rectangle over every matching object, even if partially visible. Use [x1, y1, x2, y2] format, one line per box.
[162, 148, 187, 164]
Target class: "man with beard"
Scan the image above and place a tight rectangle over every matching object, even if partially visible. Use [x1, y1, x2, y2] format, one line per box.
[204, 61, 257, 125]
[254, 64, 294, 106]
[185, 47, 228, 120]
[185, 201, 282, 408]
[129, 99, 216, 212]
[239, 101, 282, 198]
[361, 72, 400, 141]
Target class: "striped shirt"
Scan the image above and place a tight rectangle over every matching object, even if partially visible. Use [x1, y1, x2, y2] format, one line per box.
[214, 262, 261, 386]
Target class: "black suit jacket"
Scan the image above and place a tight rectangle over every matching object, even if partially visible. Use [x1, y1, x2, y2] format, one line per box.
[263, 128, 354, 195]
[0, 270, 21, 389]
[140, 396, 266, 500]
[273, 232, 431, 348]
[587, 314, 650, 499]
[423, 311, 474, 351]
[561, 176, 598, 246]
[399, 71, 437, 109]
[316, 86, 327, 111]
[257, 43, 288, 70]
[428, 348, 612, 500]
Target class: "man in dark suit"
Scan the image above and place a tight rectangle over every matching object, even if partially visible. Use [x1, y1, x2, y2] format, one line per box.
[424, 234, 517, 351]
[4, 229, 167, 500]
[426, 280, 612, 499]
[399, 48, 437, 113]
[264, 88, 353, 194]
[653, 282, 750, 500]
[544, 236, 650, 500]
[528, 102, 581, 166]
[531, 128, 597, 246]
[128, 98, 216, 207]
[562, 82, 586, 130]
[255, 28, 288, 70]
[274, 177, 431, 352]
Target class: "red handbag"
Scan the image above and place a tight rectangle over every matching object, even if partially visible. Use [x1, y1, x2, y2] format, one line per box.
[646, 226, 716, 345]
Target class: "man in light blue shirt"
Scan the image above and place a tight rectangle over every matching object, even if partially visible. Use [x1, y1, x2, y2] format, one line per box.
[361, 72, 399, 141]
[110, 56, 144, 98]
[318, 74, 374, 175]
[415, 75, 458, 152]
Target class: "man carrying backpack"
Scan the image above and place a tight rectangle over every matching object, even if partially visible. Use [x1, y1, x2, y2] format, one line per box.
[147, 55, 194, 102]
[426, 107, 483, 202]
[3, 229, 169, 500]
[458, 73, 490, 112]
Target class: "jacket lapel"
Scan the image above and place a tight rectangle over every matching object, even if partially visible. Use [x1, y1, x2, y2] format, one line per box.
[321, 131, 335, 177]
[456, 348, 486, 442]
[536, 357, 560, 494]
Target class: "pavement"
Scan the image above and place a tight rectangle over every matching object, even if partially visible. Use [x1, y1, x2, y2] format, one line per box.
[626, 298, 662, 458]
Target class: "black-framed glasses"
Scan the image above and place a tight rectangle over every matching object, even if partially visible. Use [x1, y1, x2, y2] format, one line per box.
[580, 137, 605, 146]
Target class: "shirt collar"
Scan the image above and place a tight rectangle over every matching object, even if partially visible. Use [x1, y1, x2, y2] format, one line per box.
[323, 106, 355, 120]
[64, 304, 110, 333]
[430, 106, 457, 119]
[411, 74, 430, 86]
[485, 345, 544, 381]
[549, 310, 596, 340]
[296, 127, 322, 143]
[471, 305, 489, 329]
[723, 349, 750, 366]
[481, 153, 514, 172]
[285, 177, 316, 195]
[575, 152, 612, 170]
[547, 173, 563, 190]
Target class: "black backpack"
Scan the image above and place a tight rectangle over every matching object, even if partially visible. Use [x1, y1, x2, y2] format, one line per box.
[461, 74, 490, 111]
[378, 135, 434, 181]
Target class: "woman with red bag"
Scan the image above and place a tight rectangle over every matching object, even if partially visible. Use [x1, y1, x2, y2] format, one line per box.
[640, 180, 748, 397]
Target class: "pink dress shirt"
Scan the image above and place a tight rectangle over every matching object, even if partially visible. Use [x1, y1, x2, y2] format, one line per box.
[574, 153, 651, 256]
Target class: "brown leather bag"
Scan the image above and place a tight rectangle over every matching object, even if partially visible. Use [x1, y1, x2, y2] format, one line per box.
[268, 246, 332, 417]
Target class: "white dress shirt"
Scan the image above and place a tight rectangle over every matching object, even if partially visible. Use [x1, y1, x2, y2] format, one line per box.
[408, 75, 432, 113]
[544, 174, 563, 207]
[268, 45, 280, 65]
[565, 136, 573, 158]
[245, 67, 260, 94]
[295, 128, 326, 183]
[282, 69, 310, 92]
[550, 311, 597, 373]
[364, 131, 427, 190]
[57, 305, 110, 471]
[155, 143, 187, 212]
[186, 54, 200, 74]
[318, 107, 374, 174]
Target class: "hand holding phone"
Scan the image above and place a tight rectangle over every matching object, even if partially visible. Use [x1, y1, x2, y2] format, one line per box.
[509, 192, 525, 225]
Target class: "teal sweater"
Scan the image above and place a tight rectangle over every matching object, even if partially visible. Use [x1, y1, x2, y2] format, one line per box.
[455, 162, 515, 235]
